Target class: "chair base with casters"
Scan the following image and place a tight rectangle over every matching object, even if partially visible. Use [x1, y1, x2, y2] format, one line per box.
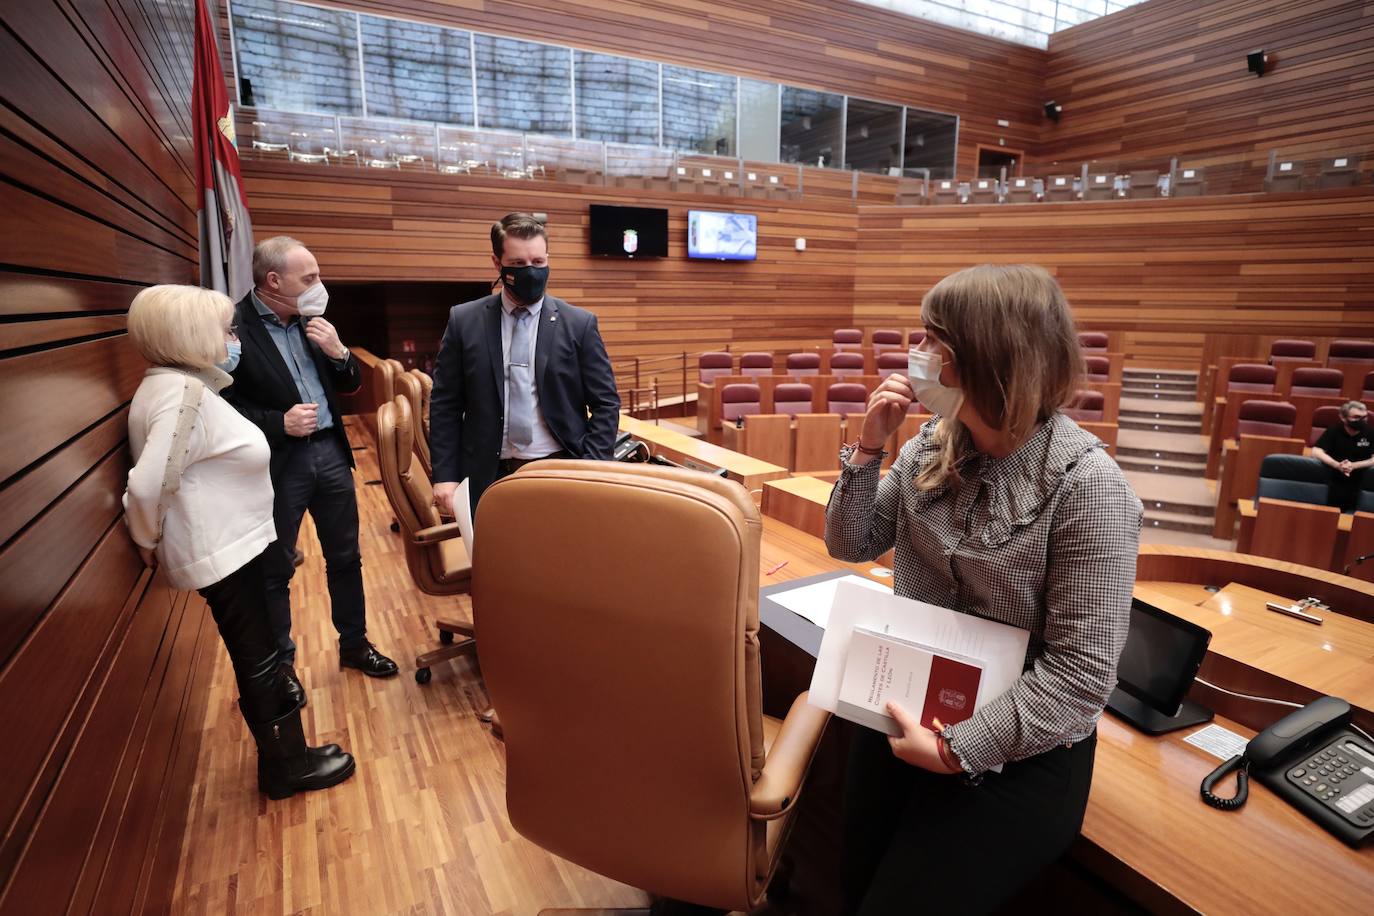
[414, 617, 476, 684]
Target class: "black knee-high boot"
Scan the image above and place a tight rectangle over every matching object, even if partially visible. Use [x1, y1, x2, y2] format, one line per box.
[241, 700, 355, 799]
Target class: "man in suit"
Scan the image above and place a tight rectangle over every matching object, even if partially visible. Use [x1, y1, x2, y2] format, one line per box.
[430, 213, 621, 519]
[227, 236, 398, 708]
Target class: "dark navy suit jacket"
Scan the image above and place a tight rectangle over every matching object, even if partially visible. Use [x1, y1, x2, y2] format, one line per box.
[429, 292, 620, 511]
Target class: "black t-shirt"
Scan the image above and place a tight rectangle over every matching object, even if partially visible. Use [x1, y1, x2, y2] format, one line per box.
[1314, 423, 1374, 463]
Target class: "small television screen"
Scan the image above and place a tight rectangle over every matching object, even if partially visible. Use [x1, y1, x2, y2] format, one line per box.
[588, 204, 668, 258]
[1114, 598, 1211, 716]
[687, 210, 757, 261]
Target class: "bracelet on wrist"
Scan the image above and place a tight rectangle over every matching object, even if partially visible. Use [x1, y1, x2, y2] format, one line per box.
[851, 439, 886, 456]
[936, 735, 962, 773]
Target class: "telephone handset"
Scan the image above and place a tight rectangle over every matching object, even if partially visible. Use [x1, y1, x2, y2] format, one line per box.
[1201, 696, 1374, 847]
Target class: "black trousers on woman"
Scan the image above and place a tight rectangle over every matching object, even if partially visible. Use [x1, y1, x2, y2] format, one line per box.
[842, 726, 1097, 915]
[196, 546, 286, 723]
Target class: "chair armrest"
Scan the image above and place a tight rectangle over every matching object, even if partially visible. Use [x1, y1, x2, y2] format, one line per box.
[413, 521, 464, 544]
[749, 692, 829, 820]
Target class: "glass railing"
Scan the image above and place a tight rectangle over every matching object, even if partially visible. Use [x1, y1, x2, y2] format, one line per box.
[236, 108, 1370, 206]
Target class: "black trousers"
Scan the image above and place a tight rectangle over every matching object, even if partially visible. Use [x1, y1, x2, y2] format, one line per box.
[842, 726, 1097, 915]
[197, 546, 286, 723]
[263, 434, 368, 663]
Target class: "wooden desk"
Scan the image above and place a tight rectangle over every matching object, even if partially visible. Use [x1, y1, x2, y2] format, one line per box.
[761, 476, 894, 568]
[753, 535, 1374, 913]
[1236, 498, 1353, 571]
[619, 415, 788, 491]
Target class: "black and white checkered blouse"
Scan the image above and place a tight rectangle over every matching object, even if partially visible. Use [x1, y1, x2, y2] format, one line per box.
[825, 413, 1143, 774]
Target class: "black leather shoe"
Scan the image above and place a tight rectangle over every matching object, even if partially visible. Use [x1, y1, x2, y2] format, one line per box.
[279, 663, 307, 708]
[339, 642, 398, 678]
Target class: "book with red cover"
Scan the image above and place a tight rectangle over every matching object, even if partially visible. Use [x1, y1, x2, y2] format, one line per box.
[835, 627, 984, 736]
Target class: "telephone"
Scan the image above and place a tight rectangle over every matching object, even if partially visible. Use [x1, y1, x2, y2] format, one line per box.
[1201, 696, 1374, 847]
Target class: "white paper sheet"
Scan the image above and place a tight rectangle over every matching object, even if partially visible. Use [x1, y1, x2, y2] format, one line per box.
[809, 580, 1030, 729]
[768, 574, 891, 628]
[455, 479, 474, 551]
[1183, 723, 1248, 761]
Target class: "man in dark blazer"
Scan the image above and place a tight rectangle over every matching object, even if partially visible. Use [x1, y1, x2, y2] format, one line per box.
[227, 236, 398, 708]
[430, 213, 621, 519]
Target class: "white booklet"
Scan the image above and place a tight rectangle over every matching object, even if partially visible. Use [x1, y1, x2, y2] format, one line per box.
[454, 478, 474, 550]
[837, 627, 986, 737]
[810, 580, 1030, 747]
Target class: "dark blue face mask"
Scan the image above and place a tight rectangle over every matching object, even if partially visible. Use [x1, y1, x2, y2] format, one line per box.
[499, 264, 549, 304]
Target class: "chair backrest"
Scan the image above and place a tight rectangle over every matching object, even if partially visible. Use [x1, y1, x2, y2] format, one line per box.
[1309, 405, 1343, 446]
[970, 178, 998, 202]
[772, 383, 813, 418]
[1255, 454, 1329, 506]
[1128, 170, 1159, 198]
[1237, 399, 1296, 438]
[832, 328, 863, 350]
[472, 461, 778, 911]
[377, 396, 468, 592]
[1005, 176, 1035, 201]
[1289, 367, 1344, 397]
[1171, 166, 1205, 196]
[1227, 363, 1276, 393]
[375, 358, 398, 407]
[699, 352, 734, 384]
[739, 352, 774, 378]
[1319, 154, 1361, 189]
[829, 352, 865, 377]
[785, 352, 820, 376]
[1084, 173, 1116, 198]
[1079, 332, 1109, 351]
[876, 352, 907, 378]
[907, 330, 926, 347]
[827, 382, 868, 416]
[1084, 355, 1110, 381]
[1045, 175, 1075, 199]
[394, 370, 431, 476]
[1359, 482, 1374, 514]
[1269, 339, 1316, 362]
[871, 329, 903, 353]
[1364, 371, 1374, 400]
[1063, 390, 1105, 423]
[721, 383, 761, 422]
[1329, 340, 1374, 366]
[1251, 498, 1340, 568]
[412, 369, 433, 439]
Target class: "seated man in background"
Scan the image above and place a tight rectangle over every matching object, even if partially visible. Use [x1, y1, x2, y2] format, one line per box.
[430, 213, 621, 519]
[1311, 400, 1374, 511]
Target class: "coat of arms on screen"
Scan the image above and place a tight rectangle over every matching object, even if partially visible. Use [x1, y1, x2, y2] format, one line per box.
[622, 229, 638, 254]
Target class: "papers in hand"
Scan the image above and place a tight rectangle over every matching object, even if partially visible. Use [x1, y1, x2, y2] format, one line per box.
[837, 628, 984, 737]
[810, 580, 1030, 740]
[767, 574, 891, 628]
[454, 479, 474, 551]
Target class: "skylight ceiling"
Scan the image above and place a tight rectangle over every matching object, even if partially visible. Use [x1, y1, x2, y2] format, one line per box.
[851, 0, 1148, 49]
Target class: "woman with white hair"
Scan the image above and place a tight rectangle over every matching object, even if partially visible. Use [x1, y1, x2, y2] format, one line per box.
[826, 265, 1143, 913]
[123, 284, 354, 799]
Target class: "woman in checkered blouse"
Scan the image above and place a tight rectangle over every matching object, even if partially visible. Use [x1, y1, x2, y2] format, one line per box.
[826, 264, 1143, 914]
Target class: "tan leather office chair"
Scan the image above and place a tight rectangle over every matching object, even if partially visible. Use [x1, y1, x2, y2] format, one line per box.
[473, 461, 829, 912]
[411, 369, 433, 440]
[376, 395, 477, 685]
[394, 370, 431, 477]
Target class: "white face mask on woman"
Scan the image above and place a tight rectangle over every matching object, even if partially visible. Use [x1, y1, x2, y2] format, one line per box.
[908, 347, 964, 419]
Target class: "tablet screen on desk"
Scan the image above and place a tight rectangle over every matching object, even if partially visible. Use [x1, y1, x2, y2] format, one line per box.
[1115, 598, 1212, 716]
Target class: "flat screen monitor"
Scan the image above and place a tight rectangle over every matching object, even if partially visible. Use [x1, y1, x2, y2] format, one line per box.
[687, 210, 757, 261]
[1114, 598, 1212, 717]
[588, 204, 668, 258]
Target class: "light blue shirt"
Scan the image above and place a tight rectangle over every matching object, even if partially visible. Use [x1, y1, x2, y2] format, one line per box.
[251, 291, 335, 431]
[500, 291, 561, 459]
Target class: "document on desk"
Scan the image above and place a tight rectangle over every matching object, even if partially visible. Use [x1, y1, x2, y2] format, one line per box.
[810, 580, 1029, 738]
[767, 574, 891, 628]
[455, 479, 474, 550]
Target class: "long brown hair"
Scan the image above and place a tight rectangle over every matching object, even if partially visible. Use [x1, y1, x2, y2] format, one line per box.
[916, 264, 1083, 490]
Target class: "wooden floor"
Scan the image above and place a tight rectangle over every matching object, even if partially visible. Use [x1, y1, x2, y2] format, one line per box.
[170, 418, 650, 915]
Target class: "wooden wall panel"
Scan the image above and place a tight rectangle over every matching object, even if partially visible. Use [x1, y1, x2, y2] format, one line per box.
[1040, 0, 1374, 174]
[854, 190, 1374, 367]
[0, 0, 211, 912]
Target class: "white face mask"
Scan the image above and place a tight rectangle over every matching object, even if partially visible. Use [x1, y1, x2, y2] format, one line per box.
[295, 281, 329, 317]
[907, 347, 964, 420]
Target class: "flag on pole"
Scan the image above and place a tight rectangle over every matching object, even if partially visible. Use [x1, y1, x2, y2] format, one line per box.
[193, 0, 253, 300]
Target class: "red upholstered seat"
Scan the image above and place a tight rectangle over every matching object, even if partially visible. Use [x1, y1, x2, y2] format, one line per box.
[1063, 390, 1105, 423]
[1269, 339, 1316, 362]
[721, 383, 761, 422]
[832, 328, 863, 351]
[772, 383, 813, 418]
[785, 352, 821, 377]
[1363, 370, 1374, 400]
[1329, 339, 1374, 366]
[1289, 367, 1343, 397]
[1079, 332, 1109, 352]
[908, 330, 926, 347]
[739, 352, 774, 378]
[699, 352, 734, 384]
[876, 352, 907, 379]
[1309, 405, 1343, 446]
[830, 352, 865, 377]
[1227, 363, 1276, 394]
[827, 382, 868, 417]
[1237, 400, 1296, 438]
[1084, 356, 1110, 382]
[871, 329, 903, 354]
